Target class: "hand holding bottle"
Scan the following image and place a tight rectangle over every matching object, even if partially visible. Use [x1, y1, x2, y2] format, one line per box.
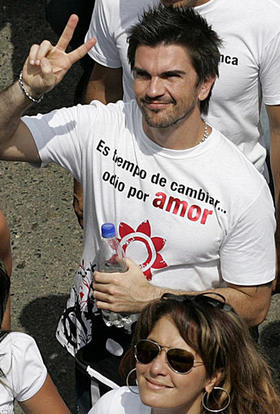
[93, 256, 163, 314]
[95, 223, 138, 330]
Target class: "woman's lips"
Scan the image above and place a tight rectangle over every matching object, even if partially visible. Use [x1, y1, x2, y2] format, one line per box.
[145, 377, 172, 390]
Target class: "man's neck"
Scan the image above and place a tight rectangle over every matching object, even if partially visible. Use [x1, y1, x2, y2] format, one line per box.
[142, 112, 207, 150]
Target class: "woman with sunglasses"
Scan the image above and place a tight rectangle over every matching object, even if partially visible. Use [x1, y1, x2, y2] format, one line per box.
[88, 293, 280, 414]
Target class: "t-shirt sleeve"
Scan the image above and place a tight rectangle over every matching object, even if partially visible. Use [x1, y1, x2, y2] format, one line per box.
[260, 31, 280, 105]
[22, 104, 98, 182]
[85, 0, 121, 68]
[220, 183, 276, 285]
[11, 333, 48, 402]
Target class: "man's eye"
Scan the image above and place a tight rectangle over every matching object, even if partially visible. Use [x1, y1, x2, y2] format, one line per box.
[135, 72, 149, 79]
[163, 73, 180, 79]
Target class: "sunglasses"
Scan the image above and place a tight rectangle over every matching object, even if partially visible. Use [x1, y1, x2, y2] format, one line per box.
[134, 339, 203, 374]
[161, 292, 234, 313]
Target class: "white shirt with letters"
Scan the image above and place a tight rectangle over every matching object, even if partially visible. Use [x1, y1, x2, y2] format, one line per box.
[22, 99, 276, 355]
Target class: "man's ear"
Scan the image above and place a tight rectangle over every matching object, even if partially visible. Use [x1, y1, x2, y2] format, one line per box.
[198, 76, 216, 102]
[205, 368, 224, 393]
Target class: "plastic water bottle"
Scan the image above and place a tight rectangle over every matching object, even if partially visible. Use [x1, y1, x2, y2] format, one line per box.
[96, 223, 137, 330]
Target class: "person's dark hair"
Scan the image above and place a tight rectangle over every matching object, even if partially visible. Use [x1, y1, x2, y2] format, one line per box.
[127, 5, 222, 114]
[121, 294, 280, 414]
[0, 260, 10, 325]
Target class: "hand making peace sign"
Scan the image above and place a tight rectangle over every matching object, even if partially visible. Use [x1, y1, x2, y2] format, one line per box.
[21, 14, 96, 98]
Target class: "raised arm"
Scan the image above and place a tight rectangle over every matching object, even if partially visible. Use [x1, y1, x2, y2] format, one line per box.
[0, 14, 95, 162]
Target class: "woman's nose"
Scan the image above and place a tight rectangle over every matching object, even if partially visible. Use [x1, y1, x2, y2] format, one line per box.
[149, 350, 169, 376]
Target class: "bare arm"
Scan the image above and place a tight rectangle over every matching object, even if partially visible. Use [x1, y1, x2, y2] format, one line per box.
[93, 259, 271, 327]
[73, 63, 123, 227]
[0, 210, 12, 329]
[268, 104, 280, 291]
[0, 83, 40, 162]
[84, 62, 123, 104]
[19, 374, 70, 414]
[0, 14, 96, 162]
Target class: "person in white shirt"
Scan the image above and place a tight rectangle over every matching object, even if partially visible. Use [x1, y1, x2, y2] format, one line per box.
[0, 6, 275, 411]
[0, 259, 70, 414]
[77, 0, 280, 293]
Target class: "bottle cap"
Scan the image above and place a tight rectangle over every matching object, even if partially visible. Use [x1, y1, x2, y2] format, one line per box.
[101, 223, 116, 238]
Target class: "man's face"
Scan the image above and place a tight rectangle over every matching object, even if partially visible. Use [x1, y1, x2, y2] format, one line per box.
[160, 0, 209, 8]
[133, 43, 206, 130]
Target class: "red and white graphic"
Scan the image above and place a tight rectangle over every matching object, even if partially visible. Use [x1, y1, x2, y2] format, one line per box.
[118, 220, 167, 280]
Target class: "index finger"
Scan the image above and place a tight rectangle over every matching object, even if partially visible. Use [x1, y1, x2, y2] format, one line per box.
[68, 38, 96, 65]
[93, 270, 116, 283]
[56, 14, 79, 51]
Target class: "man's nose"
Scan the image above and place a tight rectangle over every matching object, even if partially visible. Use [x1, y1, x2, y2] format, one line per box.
[146, 77, 165, 97]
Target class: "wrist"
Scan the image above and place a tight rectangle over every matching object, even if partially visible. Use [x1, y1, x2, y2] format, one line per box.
[18, 72, 44, 104]
[146, 284, 166, 303]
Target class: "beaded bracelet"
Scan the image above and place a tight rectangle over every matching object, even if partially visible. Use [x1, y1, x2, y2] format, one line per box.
[18, 71, 43, 104]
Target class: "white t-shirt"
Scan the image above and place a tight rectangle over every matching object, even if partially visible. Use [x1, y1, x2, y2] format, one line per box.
[22, 99, 276, 356]
[0, 332, 47, 414]
[88, 387, 150, 414]
[86, 0, 280, 172]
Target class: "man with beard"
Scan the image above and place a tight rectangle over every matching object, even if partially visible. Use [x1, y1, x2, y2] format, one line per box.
[0, 6, 275, 411]
[78, 0, 280, 291]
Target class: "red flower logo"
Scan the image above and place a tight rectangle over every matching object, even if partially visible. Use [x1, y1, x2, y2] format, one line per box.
[118, 220, 167, 280]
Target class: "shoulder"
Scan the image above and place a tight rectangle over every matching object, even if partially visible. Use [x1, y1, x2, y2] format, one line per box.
[0, 332, 43, 375]
[86, 99, 137, 121]
[212, 128, 262, 173]
[95, 0, 120, 12]
[0, 332, 48, 401]
[201, 0, 280, 37]
[0, 331, 39, 353]
[0, 332, 45, 369]
[93, 0, 121, 24]
[209, 128, 269, 195]
[238, 0, 280, 33]
[84, 100, 127, 124]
